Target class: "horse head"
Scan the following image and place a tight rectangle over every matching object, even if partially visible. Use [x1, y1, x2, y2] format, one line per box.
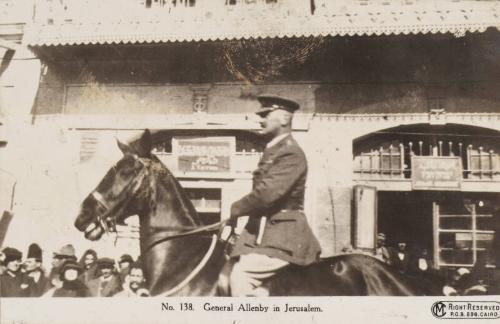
[74, 130, 228, 295]
[74, 129, 156, 240]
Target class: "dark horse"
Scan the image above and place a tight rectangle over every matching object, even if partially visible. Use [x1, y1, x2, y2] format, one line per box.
[74, 130, 439, 296]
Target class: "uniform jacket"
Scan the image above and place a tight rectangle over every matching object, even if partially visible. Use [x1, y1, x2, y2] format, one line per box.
[87, 275, 122, 297]
[230, 134, 321, 266]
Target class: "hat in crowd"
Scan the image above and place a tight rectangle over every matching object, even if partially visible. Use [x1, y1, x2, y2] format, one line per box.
[27, 243, 43, 262]
[59, 260, 83, 276]
[377, 233, 386, 240]
[256, 95, 300, 116]
[97, 257, 115, 269]
[119, 254, 134, 264]
[54, 244, 76, 259]
[2, 247, 22, 265]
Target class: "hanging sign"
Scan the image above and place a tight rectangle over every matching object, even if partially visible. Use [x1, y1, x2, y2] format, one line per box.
[411, 156, 462, 190]
[173, 137, 235, 176]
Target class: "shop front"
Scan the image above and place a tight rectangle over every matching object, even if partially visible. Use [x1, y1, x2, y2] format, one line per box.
[353, 123, 500, 269]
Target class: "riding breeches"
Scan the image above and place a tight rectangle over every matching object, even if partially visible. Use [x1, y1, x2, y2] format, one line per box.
[229, 253, 289, 297]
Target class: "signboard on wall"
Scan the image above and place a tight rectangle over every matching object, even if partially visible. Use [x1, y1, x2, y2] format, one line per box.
[353, 185, 377, 251]
[412, 156, 462, 190]
[173, 137, 235, 176]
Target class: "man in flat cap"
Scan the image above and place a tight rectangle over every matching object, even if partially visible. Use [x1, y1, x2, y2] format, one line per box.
[87, 257, 122, 297]
[228, 95, 321, 296]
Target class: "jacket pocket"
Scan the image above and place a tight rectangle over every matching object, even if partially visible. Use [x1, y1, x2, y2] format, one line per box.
[259, 212, 298, 255]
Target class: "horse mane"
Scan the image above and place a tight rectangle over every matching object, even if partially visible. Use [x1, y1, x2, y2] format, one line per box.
[149, 155, 203, 226]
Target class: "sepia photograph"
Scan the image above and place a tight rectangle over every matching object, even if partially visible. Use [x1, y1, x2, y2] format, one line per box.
[1, 0, 500, 323]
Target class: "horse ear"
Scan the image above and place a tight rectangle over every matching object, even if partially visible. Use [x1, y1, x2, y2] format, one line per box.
[117, 139, 136, 156]
[136, 129, 152, 158]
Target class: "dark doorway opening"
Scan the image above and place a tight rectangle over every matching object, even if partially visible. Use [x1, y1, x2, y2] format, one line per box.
[378, 191, 434, 255]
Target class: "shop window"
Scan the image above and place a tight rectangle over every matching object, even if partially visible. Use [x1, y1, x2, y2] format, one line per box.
[353, 144, 405, 179]
[434, 201, 495, 268]
[466, 146, 500, 180]
[185, 188, 221, 224]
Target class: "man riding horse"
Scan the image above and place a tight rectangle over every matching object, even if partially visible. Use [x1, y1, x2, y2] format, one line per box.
[73, 100, 437, 296]
[228, 95, 322, 296]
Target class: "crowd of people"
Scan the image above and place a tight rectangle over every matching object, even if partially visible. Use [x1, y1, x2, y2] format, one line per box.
[1, 236, 498, 297]
[372, 233, 433, 274]
[0, 243, 149, 297]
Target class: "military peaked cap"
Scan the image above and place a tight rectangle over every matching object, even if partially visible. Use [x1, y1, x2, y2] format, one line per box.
[256, 95, 300, 116]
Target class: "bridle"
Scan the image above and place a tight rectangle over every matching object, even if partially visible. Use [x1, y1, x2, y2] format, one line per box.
[90, 155, 150, 234]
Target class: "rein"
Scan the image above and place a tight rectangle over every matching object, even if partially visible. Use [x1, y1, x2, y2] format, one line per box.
[144, 220, 228, 253]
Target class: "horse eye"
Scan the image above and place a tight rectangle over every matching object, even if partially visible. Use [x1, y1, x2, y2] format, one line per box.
[119, 169, 131, 176]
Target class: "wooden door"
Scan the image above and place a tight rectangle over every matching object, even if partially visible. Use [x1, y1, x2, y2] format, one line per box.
[353, 185, 378, 252]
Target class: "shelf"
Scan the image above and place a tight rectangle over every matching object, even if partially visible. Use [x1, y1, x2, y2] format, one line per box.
[439, 247, 472, 251]
[438, 229, 494, 233]
[439, 214, 493, 218]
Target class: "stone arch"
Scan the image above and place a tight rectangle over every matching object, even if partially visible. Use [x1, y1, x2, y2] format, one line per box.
[350, 117, 500, 143]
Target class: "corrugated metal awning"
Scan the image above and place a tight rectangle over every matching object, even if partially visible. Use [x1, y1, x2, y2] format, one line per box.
[24, 1, 500, 46]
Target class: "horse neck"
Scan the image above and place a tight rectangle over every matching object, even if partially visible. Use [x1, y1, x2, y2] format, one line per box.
[138, 164, 223, 295]
[145, 166, 201, 228]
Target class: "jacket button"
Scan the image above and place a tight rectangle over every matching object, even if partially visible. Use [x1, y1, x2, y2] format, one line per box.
[270, 220, 276, 225]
